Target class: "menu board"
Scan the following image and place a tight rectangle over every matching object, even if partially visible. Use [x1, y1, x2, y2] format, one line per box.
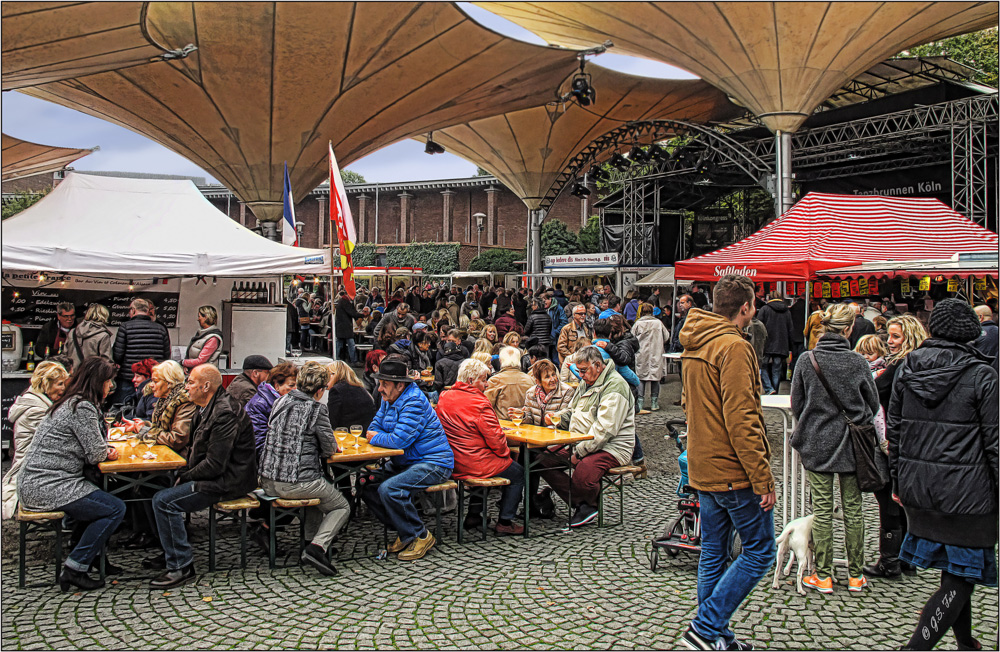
[1, 287, 179, 328]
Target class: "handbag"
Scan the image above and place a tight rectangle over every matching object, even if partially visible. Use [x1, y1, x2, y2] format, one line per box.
[808, 352, 887, 492]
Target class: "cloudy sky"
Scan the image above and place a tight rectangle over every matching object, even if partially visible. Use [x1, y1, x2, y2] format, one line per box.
[0, 4, 697, 185]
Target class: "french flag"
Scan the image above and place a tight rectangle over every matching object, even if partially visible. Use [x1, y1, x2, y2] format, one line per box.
[281, 162, 297, 246]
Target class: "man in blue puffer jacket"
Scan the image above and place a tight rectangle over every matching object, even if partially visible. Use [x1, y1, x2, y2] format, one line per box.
[363, 355, 454, 561]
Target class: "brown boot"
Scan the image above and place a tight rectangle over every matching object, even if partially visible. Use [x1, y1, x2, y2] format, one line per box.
[397, 531, 436, 561]
[387, 536, 408, 553]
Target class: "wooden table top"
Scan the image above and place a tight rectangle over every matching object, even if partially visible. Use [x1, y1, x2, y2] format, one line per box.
[328, 432, 404, 464]
[100, 442, 187, 473]
[498, 420, 593, 448]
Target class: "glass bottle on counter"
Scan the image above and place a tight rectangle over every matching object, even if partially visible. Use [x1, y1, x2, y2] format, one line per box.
[230, 281, 237, 302]
[25, 341, 35, 372]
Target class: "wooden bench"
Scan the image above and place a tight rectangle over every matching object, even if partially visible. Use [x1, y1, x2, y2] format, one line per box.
[423, 481, 457, 541]
[16, 506, 65, 588]
[456, 477, 511, 544]
[208, 494, 260, 572]
[258, 494, 322, 568]
[598, 466, 643, 528]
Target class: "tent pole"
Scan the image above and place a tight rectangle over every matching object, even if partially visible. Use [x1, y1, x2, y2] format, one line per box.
[774, 131, 794, 219]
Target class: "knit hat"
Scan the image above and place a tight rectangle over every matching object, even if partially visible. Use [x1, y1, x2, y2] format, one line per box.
[131, 358, 158, 378]
[241, 354, 273, 371]
[928, 298, 982, 343]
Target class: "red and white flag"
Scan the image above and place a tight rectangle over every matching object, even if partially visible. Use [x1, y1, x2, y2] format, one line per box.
[329, 142, 357, 298]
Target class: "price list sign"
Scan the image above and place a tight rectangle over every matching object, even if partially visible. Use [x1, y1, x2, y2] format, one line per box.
[1, 287, 179, 328]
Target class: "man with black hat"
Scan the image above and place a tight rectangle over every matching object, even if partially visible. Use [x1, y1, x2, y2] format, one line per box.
[361, 355, 454, 561]
[226, 355, 273, 408]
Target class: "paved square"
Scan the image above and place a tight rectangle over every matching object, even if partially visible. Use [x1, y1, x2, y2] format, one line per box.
[2, 393, 998, 650]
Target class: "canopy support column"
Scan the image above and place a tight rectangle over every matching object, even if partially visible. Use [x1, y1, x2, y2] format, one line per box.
[774, 130, 794, 219]
[529, 208, 545, 290]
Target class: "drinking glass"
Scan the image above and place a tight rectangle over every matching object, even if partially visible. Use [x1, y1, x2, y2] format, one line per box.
[141, 429, 157, 453]
[508, 407, 524, 435]
[126, 432, 139, 459]
[350, 425, 363, 449]
[334, 428, 349, 451]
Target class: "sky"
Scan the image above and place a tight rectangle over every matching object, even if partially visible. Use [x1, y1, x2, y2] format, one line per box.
[0, 4, 698, 185]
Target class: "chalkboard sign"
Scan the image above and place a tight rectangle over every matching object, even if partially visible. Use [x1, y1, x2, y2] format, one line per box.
[1, 376, 31, 451]
[1, 332, 13, 351]
[1, 287, 179, 328]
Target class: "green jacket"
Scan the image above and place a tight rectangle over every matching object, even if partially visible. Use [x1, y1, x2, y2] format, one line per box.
[556, 362, 635, 465]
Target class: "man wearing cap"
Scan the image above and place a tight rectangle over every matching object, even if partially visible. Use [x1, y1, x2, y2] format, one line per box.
[226, 355, 273, 408]
[361, 355, 454, 561]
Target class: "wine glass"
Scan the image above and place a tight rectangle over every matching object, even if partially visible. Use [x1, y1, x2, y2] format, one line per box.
[334, 428, 349, 452]
[141, 428, 157, 453]
[126, 431, 139, 459]
[350, 425, 363, 449]
[508, 407, 524, 435]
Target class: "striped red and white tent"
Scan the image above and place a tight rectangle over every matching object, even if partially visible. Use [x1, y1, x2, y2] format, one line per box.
[674, 193, 999, 282]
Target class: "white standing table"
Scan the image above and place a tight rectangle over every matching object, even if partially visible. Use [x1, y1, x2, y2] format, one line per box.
[760, 394, 807, 528]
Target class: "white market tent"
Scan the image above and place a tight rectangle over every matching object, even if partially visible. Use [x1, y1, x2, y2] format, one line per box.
[1, 173, 332, 276]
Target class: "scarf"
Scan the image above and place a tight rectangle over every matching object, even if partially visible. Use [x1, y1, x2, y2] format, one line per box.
[259, 390, 322, 483]
[534, 384, 558, 406]
[150, 383, 189, 433]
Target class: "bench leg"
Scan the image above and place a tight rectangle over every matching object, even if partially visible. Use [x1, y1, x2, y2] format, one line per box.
[480, 488, 489, 543]
[456, 483, 466, 545]
[19, 521, 27, 589]
[433, 492, 444, 542]
[598, 479, 605, 528]
[298, 507, 307, 560]
[208, 507, 217, 572]
[240, 509, 248, 570]
[54, 522, 63, 585]
[268, 505, 277, 569]
[618, 477, 625, 527]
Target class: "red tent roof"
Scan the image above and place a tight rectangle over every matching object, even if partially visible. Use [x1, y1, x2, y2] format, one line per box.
[674, 193, 999, 282]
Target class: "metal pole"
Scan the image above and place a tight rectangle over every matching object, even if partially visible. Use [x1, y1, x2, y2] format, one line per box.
[774, 130, 794, 219]
[529, 209, 544, 291]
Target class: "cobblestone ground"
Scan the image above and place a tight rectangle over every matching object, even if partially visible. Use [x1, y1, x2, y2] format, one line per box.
[2, 379, 998, 650]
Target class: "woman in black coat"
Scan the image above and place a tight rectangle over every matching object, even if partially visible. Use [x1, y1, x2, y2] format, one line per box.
[522, 298, 552, 350]
[888, 300, 998, 651]
[326, 361, 377, 432]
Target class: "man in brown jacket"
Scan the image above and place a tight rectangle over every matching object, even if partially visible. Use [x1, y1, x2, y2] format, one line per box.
[677, 274, 776, 652]
[485, 346, 535, 421]
[556, 304, 594, 364]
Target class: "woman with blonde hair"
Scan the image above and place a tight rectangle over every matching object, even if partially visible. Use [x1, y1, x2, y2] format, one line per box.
[501, 330, 523, 351]
[791, 303, 879, 594]
[480, 323, 499, 348]
[147, 361, 197, 459]
[182, 305, 224, 369]
[326, 360, 376, 432]
[1, 361, 70, 519]
[64, 303, 113, 367]
[467, 311, 486, 338]
[470, 351, 493, 367]
[863, 314, 929, 579]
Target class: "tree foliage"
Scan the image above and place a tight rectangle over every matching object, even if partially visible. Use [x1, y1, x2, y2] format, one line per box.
[577, 215, 602, 253]
[540, 219, 581, 257]
[903, 28, 999, 88]
[1, 189, 48, 220]
[340, 169, 366, 185]
[469, 248, 523, 272]
[475, 167, 493, 177]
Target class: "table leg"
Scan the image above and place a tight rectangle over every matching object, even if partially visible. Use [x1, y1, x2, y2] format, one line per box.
[522, 445, 531, 539]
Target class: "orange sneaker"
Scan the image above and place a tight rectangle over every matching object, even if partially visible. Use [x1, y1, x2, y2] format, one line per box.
[803, 574, 834, 593]
[848, 575, 868, 592]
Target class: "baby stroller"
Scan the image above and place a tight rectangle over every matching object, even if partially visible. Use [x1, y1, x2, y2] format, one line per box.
[649, 419, 741, 571]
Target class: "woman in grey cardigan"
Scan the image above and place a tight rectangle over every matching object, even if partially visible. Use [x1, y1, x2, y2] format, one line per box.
[259, 362, 346, 577]
[17, 357, 125, 592]
[790, 303, 879, 594]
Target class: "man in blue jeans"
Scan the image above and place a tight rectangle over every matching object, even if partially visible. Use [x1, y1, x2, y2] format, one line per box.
[679, 274, 777, 651]
[362, 356, 454, 561]
[148, 365, 258, 589]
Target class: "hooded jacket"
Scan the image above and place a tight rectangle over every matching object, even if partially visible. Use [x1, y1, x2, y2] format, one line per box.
[551, 361, 635, 466]
[756, 299, 795, 356]
[632, 315, 670, 381]
[368, 381, 454, 469]
[246, 382, 281, 456]
[494, 313, 522, 339]
[679, 308, 774, 495]
[887, 339, 998, 547]
[1, 390, 52, 519]
[433, 344, 468, 392]
[973, 319, 998, 369]
[435, 382, 513, 480]
[65, 320, 114, 368]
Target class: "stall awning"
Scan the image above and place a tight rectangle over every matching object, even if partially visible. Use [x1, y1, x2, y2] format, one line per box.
[674, 193, 999, 282]
[634, 267, 694, 287]
[543, 267, 616, 277]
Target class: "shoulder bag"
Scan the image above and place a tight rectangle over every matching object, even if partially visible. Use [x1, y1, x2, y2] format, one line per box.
[808, 352, 887, 492]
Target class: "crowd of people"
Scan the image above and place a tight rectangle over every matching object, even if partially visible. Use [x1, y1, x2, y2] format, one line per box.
[5, 278, 997, 652]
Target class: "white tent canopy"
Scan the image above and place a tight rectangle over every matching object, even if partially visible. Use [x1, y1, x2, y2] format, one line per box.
[634, 267, 693, 287]
[1, 172, 332, 276]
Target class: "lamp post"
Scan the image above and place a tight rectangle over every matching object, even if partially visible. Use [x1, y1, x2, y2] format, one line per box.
[474, 212, 486, 257]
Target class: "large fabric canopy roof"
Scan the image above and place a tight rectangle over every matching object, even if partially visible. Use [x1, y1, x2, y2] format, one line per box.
[17, 2, 583, 222]
[1, 2, 173, 91]
[674, 193, 1000, 282]
[477, 2, 998, 132]
[1, 133, 97, 181]
[415, 67, 740, 210]
[1, 173, 332, 276]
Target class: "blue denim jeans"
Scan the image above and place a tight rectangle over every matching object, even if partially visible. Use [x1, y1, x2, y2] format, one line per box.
[465, 460, 525, 521]
[692, 488, 776, 645]
[764, 354, 785, 392]
[759, 367, 775, 394]
[60, 490, 126, 572]
[361, 461, 452, 543]
[152, 482, 219, 571]
[336, 337, 357, 364]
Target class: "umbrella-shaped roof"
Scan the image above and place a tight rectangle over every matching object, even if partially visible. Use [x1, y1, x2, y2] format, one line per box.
[417, 67, 741, 210]
[476, 2, 998, 132]
[1, 2, 175, 91]
[1, 133, 97, 181]
[17, 2, 583, 222]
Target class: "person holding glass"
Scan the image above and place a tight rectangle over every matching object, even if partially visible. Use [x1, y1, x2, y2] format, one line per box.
[258, 362, 347, 576]
[16, 357, 125, 591]
[325, 361, 376, 433]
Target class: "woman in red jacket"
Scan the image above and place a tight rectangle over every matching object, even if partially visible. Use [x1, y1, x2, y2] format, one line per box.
[436, 358, 525, 535]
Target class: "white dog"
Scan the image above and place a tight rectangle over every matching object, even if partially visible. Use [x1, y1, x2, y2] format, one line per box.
[772, 505, 842, 595]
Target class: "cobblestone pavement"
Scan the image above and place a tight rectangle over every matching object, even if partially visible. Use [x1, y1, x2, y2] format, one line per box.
[2, 380, 998, 650]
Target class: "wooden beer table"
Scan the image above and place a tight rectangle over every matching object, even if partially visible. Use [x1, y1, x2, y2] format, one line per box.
[499, 420, 592, 538]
